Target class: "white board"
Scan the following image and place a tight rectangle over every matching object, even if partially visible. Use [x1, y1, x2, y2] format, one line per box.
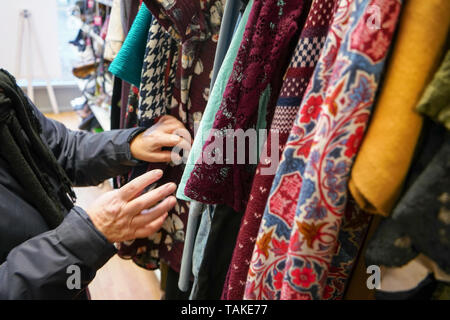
[0, 0, 62, 81]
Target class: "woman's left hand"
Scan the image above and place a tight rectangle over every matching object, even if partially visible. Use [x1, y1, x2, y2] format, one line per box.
[130, 115, 192, 163]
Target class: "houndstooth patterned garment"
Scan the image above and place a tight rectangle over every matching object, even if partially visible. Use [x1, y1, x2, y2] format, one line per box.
[138, 18, 179, 128]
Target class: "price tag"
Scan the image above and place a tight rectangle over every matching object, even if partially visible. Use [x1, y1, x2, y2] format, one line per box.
[87, 0, 94, 8]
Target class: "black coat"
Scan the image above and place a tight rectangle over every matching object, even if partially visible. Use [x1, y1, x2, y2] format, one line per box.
[0, 102, 144, 299]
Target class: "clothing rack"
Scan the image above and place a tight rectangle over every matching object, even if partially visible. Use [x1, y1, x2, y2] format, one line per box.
[103, 0, 450, 301]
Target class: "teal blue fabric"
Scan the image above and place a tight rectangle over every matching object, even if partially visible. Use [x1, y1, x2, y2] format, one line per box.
[176, 0, 254, 201]
[108, 4, 152, 87]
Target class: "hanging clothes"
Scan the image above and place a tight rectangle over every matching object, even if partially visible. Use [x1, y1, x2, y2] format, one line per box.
[176, 0, 254, 202]
[192, 204, 243, 300]
[365, 128, 450, 275]
[184, 0, 313, 213]
[210, 0, 244, 89]
[124, 85, 140, 129]
[116, 18, 179, 185]
[110, 76, 122, 131]
[120, 81, 131, 129]
[164, 262, 193, 299]
[178, 201, 205, 293]
[116, 0, 141, 129]
[108, 3, 152, 88]
[138, 18, 179, 128]
[245, 0, 403, 300]
[324, 197, 372, 299]
[416, 50, 450, 130]
[117, 84, 142, 186]
[116, 0, 224, 274]
[347, 0, 450, 217]
[189, 204, 214, 299]
[221, 0, 339, 300]
[142, 0, 224, 130]
[343, 214, 382, 300]
[178, 0, 249, 295]
[346, 117, 450, 301]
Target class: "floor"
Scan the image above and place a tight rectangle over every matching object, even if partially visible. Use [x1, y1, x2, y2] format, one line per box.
[45, 111, 163, 300]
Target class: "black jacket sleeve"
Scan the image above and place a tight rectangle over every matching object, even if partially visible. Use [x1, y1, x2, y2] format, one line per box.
[0, 207, 116, 299]
[32, 102, 146, 186]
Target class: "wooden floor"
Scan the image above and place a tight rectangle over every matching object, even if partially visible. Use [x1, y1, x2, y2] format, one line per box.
[45, 111, 163, 300]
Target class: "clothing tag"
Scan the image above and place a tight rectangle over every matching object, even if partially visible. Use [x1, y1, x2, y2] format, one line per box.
[87, 0, 94, 9]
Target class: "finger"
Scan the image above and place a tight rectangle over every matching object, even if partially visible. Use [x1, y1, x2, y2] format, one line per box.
[149, 150, 181, 163]
[171, 141, 191, 165]
[157, 115, 176, 123]
[119, 169, 163, 201]
[155, 116, 183, 131]
[160, 117, 191, 139]
[158, 115, 184, 127]
[154, 133, 184, 148]
[125, 182, 177, 215]
[173, 127, 192, 145]
[131, 196, 177, 229]
[171, 137, 192, 154]
[133, 212, 168, 239]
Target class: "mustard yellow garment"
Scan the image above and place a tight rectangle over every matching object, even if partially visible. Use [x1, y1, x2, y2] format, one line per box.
[348, 0, 450, 217]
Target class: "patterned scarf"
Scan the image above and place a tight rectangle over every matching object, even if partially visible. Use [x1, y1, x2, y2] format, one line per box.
[222, 0, 339, 300]
[245, 0, 403, 300]
[184, 0, 312, 213]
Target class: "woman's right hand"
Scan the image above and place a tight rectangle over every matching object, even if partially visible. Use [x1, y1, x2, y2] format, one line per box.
[86, 169, 176, 243]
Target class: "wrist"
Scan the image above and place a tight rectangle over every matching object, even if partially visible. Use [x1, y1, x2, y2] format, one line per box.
[59, 207, 117, 269]
[128, 127, 147, 162]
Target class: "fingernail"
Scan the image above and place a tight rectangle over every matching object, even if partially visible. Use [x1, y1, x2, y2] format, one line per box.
[165, 182, 176, 190]
[154, 169, 163, 176]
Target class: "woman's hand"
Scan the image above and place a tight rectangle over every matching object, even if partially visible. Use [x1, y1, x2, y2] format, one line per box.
[130, 115, 192, 163]
[86, 169, 176, 243]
